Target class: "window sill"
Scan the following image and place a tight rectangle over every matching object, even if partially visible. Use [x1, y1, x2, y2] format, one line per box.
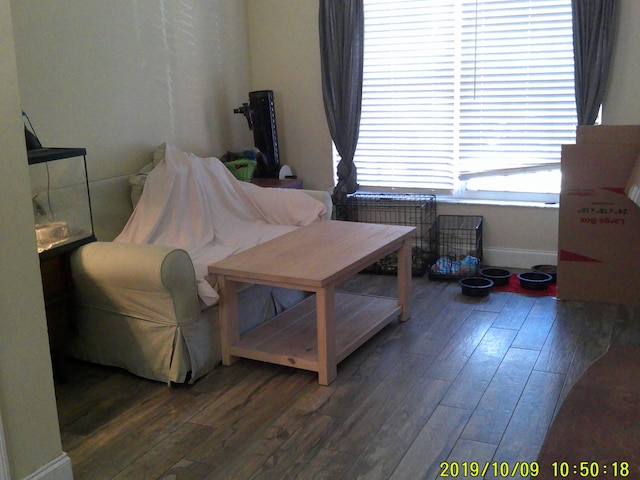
[349, 188, 560, 209]
[436, 195, 559, 209]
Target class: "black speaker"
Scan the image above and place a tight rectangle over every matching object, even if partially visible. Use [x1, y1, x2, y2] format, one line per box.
[23, 111, 43, 150]
[234, 90, 280, 178]
[25, 126, 43, 150]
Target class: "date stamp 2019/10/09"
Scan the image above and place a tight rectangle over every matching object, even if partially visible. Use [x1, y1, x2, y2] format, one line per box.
[439, 460, 631, 478]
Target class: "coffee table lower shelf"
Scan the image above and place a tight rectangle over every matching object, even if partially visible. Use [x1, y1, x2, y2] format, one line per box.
[228, 291, 402, 374]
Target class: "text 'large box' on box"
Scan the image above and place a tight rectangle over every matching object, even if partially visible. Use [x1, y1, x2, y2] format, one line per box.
[557, 143, 640, 305]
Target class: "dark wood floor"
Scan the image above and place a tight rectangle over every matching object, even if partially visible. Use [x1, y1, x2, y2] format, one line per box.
[55, 273, 640, 480]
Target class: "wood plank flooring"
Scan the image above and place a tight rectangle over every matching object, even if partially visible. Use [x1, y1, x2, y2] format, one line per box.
[55, 273, 640, 479]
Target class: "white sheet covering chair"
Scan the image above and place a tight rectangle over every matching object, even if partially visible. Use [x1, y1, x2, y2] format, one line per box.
[68, 145, 331, 384]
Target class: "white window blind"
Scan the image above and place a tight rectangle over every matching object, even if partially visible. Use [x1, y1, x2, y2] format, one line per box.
[352, 0, 577, 192]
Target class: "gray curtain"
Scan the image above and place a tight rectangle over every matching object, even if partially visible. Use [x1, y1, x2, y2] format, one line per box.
[319, 0, 364, 203]
[572, 0, 620, 125]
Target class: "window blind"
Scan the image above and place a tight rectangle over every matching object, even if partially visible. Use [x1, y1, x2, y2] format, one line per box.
[352, 0, 577, 192]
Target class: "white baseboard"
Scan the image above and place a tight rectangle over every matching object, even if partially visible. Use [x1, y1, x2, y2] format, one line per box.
[23, 453, 73, 480]
[483, 247, 557, 270]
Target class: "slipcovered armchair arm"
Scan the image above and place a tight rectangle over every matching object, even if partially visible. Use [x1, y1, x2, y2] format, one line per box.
[70, 242, 202, 323]
[301, 189, 332, 220]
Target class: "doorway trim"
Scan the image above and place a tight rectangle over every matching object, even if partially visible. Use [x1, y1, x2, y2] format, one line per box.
[0, 409, 11, 480]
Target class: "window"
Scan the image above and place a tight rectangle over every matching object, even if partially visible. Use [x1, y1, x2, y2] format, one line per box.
[342, 0, 577, 200]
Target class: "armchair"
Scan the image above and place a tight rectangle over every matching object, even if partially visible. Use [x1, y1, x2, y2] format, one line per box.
[67, 146, 331, 384]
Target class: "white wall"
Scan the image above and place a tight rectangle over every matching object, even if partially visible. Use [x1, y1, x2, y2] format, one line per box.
[603, 0, 640, 124]
[12, 0, 254, 182]
[247, 0, 640, 269]
[12, 0, 256, 241]
[0, 1, 67, 478]
[437, 202, 559, 269]
[5, 1, 255, 477]
[247, 0, 333, 192]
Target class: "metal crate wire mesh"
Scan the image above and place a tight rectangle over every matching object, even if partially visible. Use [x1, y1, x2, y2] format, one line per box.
[334, 192, 436, 276]
[429, 215, 483, 280]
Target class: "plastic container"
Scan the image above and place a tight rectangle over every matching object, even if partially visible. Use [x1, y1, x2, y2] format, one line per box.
[479, 267, 512, 286]
[460, 277, 494, 297]
[517, 271, 553, 290]
[532, 264, 557, 283]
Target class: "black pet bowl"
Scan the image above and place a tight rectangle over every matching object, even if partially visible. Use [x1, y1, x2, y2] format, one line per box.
[460, 277, 494, 297]
[532, 264, 557, 283]
[517, 271, 553, 290]
[479, 267, 512, 286]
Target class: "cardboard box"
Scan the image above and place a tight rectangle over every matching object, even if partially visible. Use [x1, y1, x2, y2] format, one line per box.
[576, 125, 640, 146]
[625, 154, 640, 209]
[576, 125, 640, 210]
[557, 143, 640, 305]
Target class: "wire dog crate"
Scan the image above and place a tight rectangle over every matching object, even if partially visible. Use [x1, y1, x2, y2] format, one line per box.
[429, 215, 483, 280]
[334, 192, 437, 276]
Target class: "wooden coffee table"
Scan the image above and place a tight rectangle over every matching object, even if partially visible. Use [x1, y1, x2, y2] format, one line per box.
[208, 220, 415, 385]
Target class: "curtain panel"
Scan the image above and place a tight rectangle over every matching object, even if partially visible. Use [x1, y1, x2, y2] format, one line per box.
[572, 0, 620, 125]
[319, 0, 364, 202]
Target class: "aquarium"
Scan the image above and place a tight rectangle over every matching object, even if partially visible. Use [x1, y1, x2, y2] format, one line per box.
[28, 148, 95, 258]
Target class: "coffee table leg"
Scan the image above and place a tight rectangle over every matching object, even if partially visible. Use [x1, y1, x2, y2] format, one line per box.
[316, 285, 337, 385]
[397, 237, 412, 322]
[218, 275, 240, 365]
